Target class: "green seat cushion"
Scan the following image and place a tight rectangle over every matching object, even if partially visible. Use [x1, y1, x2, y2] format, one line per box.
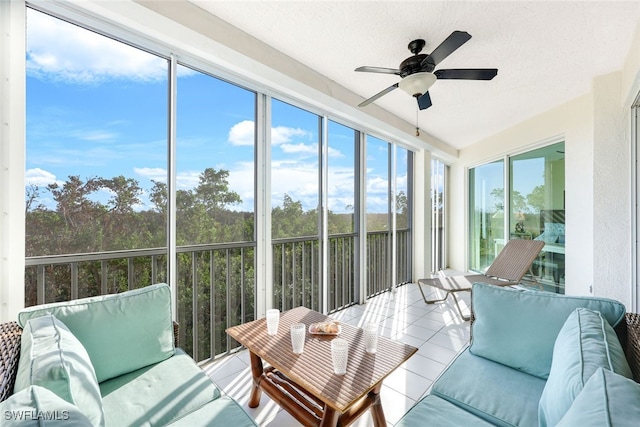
[557, 368, 640, 427]
[166, 396, 257, 426]
[13, 314, 105, 426]
[18, 283, 175, 382]
[99, 349, 221, 427]
[395, 395, 494, 427]
[431, 348, 546, 427]
[0, 385, 93, 426]
[539, 308, 633, 427]
[469, 283, 626, 379]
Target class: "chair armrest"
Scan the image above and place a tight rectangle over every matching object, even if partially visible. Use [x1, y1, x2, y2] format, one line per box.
[173, 321, 179, 348]
[624, 313, 640, 383]
[0, 321, 22, 403]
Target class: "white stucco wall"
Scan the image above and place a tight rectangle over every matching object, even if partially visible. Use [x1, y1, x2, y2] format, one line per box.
[592, 71, 632, 304]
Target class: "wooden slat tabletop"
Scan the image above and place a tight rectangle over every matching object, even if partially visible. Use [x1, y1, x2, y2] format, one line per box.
[226, 306, 418, 412]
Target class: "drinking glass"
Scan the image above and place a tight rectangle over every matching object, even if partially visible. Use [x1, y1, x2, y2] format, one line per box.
[363, 322, 379, 354]
[331, 338, 348, 375]
[290, 323, 306, 354]
[266, 309, 280, 336]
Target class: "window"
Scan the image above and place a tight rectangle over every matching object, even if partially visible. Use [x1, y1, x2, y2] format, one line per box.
[469, 160, 505, 272]
[271, 100, 322, 311]
[176, 65, 257, 361]
[365, 135, 391, 296]
[395, 146, 412, 283]
[327, 121, 359, 310]
[25, 8, 168, 303]
[431, 158, 446, 272]
[22, 5, 415, 360]
[510, 142, 565, 292]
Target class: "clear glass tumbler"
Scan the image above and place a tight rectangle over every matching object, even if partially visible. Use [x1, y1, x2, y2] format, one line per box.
[331, 338, 349, 375]
[266, 309, 280, 336]
[290, 323, 306, 354]
[363, 322, 379, 354]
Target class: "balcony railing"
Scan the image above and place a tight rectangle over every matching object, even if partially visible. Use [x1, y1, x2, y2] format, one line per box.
[24, 229, 410, 363]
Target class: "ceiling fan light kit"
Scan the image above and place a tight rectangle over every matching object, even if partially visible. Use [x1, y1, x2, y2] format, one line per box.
[355, 31, 498, 111]
[398, 72, 437, 97]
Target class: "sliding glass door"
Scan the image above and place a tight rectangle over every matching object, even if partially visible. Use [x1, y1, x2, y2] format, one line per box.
[469, 160, 504, 272]
[510, 142, 565, 292]
[469, 142, 565, 292]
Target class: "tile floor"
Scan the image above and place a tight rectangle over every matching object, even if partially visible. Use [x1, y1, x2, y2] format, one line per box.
[203, 282, 471, 426]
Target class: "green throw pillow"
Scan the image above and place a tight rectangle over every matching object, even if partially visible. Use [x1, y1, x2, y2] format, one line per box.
[18, 283, 175, 382]
[538, 308, 632, 427]
[13, 314, 105, 426]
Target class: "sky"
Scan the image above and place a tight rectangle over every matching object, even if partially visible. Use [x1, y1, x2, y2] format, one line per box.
[25, 8, 408, 215]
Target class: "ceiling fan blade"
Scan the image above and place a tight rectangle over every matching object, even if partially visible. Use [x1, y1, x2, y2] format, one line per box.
[358, 83, 399, 107]
[354, 66, 402, 75]
[417, 91, 432, 110]
[428, 31, 472, 66]
[434, 68, 498, 80]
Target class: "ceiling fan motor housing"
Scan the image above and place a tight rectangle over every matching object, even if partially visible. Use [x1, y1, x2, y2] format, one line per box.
[399, 54, 435, 77]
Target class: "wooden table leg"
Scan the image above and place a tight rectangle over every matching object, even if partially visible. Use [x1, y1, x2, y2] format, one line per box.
[369, 384, 386, 427]
[318, 406, 339, 427]
[248, 351, 264, 408]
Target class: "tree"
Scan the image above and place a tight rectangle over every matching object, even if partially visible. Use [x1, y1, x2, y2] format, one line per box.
[48, 175, 102, 230]
[527, 185, 545, 213]
[99, 175, 142, 215]
[271, 194, 318, 239]
[195, 168, 241, 215]
[149, 180, 167, 214]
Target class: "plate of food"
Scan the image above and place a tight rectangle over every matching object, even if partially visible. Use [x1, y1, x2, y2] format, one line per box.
[308, 321, 341, 336]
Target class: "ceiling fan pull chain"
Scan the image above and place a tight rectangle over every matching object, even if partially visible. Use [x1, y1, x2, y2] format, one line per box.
[415, 106, 420, 137]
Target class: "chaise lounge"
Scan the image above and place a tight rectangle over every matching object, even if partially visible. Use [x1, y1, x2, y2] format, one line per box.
[417, 239, 545, 320]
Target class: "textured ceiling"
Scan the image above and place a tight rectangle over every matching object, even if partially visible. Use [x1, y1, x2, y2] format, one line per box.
[189, 1, 640, 149]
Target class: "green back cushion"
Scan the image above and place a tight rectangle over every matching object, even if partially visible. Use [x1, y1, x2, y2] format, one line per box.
[13, 314, 105, 426]
[469, 283, 626, 379]
[18, 283, 175, 382]
[0, 385, 93, 426]
[538, 308, 632, 427]
[557, 368, 640, 427]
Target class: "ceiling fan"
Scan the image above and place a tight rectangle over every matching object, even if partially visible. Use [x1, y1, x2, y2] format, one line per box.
[355, 31, 498, 110]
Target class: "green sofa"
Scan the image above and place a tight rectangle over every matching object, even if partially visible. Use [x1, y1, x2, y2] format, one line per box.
[0, 283, 256, 426]
[396, 283, 640, 427]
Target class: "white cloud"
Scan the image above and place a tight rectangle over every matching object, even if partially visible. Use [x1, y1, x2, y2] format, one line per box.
[25, 168, 59, 186]
[327, 147, 344, 158]
[227, 121, 313, 148]
[133, 167, 209, 191]
[228, 120, 255, 146]
[367, 176, 389, 194]
[280, 143, 317, 155]
[226, 161, 255, 211]
[26, 9, 168, 84]
[71, 130, 116, 142]
[271, 162, 319, 208]
[134, 167, 167, 182]
[177, 171, 201, 190]
[272, 125, 309, 145]
[279, 143, 344, 158]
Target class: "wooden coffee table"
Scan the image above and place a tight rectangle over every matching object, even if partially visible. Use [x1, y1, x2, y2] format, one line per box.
[226, 306, 418, 427]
